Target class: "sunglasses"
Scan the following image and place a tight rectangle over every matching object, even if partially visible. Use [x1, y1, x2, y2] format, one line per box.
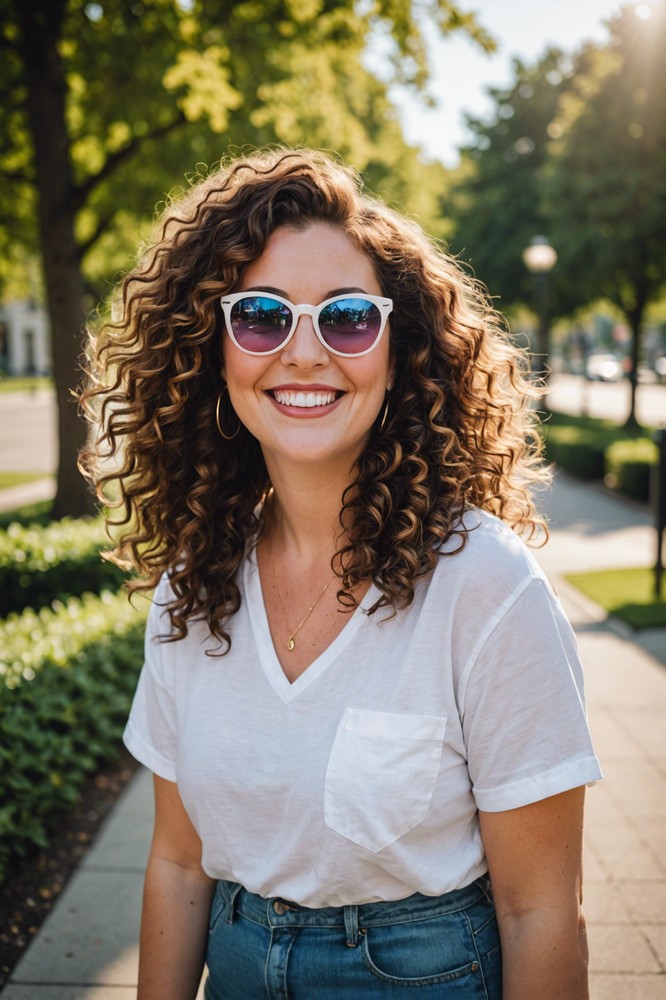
[220, 291, 393, 357]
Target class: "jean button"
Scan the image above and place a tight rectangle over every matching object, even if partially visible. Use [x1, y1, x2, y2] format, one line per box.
[273, 900, 287, 915]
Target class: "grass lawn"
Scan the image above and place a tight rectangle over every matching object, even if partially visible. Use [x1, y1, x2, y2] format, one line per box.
[0, 471, 52, 491]
[0, 376, 53, 393]
[566, 567, 666, 630]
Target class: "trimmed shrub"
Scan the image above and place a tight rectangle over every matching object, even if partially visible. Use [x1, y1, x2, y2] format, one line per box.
[543, 411, 656, 502]
[0, 517, 126, 616]
[0, 500, 53, 530]
[604, 438, 658, 503]
[543, 436, 606, 480]
[0, 590, 148, 883]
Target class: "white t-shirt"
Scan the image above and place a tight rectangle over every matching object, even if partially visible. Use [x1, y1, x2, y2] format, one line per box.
[124, 509, 602, 908]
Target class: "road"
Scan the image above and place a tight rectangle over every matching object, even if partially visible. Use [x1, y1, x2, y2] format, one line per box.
[547, 373, 666, 426]
[0, 377, 665, 476]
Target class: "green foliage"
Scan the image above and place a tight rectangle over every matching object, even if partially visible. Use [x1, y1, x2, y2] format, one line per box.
[0, 0, 484, 298]
[446, 8, 666, 426]
[447, 49, 570, 307]
[0, 590, 147, 881]
[0, 587, 146, 690]
[543, 434, 606, 481]
[0, 516, 126, 616]
[0, 500, 53, 530]
[542, 410, 656, 501]
[544, 8, 666, 425]
[2, 0, 487, 516]
[605, 438, 657, 503]
[546, 8, 666, 326]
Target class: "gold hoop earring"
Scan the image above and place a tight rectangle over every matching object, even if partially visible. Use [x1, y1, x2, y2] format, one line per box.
[215, 388, 241, 441]
[378, 390, 390, 431]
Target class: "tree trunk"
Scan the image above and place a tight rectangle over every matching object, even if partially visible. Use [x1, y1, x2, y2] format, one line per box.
[622, 291, 647, 431]
[16, 0, 95, 517]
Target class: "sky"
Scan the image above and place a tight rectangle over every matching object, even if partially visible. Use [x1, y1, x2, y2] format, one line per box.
[391, 0, 657, 166]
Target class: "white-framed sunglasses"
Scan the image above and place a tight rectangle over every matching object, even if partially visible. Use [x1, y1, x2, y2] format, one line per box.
[220, 291, 393, 358]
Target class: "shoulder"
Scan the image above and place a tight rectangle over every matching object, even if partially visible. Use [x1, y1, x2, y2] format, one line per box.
[146, 571, 177, 635]
[417, 508, 556, 658]
[436, 508, 545, 596]
[144, 569, 215, 658]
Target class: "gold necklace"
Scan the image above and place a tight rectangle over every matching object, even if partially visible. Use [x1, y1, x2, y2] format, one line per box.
[269, 540, 334, 652]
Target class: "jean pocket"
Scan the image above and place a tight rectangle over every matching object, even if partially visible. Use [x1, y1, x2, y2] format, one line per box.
[208, 882, 228, 934]
[324, 708, 446, 852]
[360, 910, 482, 988]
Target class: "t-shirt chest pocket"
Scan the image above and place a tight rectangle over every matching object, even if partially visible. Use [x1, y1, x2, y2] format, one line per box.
[324, 708, 446, 853]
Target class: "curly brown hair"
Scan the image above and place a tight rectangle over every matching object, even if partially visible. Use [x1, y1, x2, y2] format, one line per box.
[79, 146, 548, 650]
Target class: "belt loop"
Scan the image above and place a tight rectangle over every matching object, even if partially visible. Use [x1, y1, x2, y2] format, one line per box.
[226, 883, 243, 924]
[344, 904, 359, 947]
[475, 875, 493, 905]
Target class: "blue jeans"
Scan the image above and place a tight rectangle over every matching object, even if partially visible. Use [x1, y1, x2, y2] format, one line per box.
[204, 877, 502, 998]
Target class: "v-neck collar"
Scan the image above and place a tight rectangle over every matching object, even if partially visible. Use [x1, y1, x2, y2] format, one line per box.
[243, 552, 378, 704]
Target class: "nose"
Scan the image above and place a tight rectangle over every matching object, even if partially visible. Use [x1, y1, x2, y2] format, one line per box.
[280, 314, 329, 368]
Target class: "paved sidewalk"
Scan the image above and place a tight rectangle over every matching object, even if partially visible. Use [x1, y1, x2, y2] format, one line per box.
[0, 477, 54, 513]
[2, 470, 666, 999]
[536, 477, 666, 1000]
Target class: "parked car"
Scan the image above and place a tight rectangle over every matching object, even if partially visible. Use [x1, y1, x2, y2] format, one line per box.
[585, 353, 624, 382]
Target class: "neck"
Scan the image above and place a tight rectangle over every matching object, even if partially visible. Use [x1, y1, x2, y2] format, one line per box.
[262, 456, 355, 560]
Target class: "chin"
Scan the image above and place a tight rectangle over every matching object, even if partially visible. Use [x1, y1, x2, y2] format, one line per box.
[262, 434, 372, 470]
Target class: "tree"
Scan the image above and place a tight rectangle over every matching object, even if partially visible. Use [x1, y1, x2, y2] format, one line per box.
[446, 50, 570, 313]
[545, 4, 666, 426]
[0, 0, 490, 516]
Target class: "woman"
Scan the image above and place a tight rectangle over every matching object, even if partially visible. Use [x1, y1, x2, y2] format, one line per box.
[81, 147, 602, 1000]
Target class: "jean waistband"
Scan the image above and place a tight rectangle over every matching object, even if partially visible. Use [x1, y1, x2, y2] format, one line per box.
[216, 876, 492, 936]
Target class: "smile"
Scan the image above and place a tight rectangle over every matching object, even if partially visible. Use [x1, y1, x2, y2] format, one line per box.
[271, 390, 341, 408]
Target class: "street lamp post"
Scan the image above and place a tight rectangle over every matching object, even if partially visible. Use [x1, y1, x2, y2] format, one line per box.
[522, 235, 557, 381]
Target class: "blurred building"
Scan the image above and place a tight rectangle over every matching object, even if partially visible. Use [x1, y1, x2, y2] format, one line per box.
[0, 299, 51, 376]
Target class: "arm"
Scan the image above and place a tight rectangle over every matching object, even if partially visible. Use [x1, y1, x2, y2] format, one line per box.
[138, 775, 216, 1000]
[479, 786, 589, 1000]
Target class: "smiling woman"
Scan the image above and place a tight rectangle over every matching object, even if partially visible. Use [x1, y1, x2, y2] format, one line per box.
[79, 147, 601, 1000]
[220, 223, 393, 473]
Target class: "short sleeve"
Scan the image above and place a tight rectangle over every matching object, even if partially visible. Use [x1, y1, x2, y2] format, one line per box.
[461, 577, 602, 812]
[123, 575, 178, 782]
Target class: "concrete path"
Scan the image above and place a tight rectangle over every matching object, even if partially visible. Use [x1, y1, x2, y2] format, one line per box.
[0, 390, 56, 477]
[2, 470, 665, 999]
[0, 477, 54, 513]
[536, 477, 666, 1000]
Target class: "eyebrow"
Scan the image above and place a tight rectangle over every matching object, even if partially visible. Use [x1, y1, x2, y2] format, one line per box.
[242, 285, 370, 300]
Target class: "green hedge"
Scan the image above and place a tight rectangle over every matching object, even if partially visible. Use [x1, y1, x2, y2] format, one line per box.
[0, 517, 126, 616]
[0, 500, 53, 530]
[604, 438, 658, 502]
[543, 436, 606, 481]
[543, 412, 656, 502]
[0, 590, 148, 883]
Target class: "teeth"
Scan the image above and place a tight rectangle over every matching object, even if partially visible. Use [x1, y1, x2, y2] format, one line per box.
[273, 390, 337, 408]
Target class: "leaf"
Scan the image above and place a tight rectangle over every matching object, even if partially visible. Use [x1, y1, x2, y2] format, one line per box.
[163, 47, 242, 133]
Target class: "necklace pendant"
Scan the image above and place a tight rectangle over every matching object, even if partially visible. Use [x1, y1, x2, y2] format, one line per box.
[287, 637, 296, 652]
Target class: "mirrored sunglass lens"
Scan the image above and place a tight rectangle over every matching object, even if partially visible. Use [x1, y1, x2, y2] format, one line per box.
[230, 296, 292, 352]
[318, 298, 382, 354]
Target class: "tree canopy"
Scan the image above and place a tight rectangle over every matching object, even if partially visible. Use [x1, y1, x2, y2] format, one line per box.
[0, 0, 490, 515]
[545, 4, 666, 422]
[446, 48, 569, 309]
[446, 3, 666, 424]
